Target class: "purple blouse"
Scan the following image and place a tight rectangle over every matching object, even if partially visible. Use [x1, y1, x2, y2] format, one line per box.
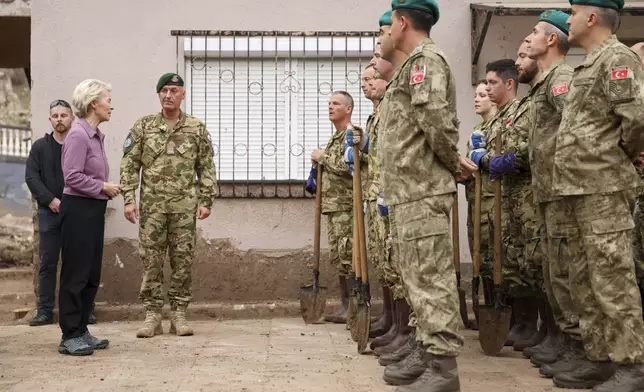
[61, 119, 109, 200]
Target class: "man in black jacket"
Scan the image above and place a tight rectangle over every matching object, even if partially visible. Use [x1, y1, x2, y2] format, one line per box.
[25, 99, 96, 326]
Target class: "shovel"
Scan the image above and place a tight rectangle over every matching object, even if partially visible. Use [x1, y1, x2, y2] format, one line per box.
[471, 170, 482, 331]
[478, 127, 512, 355]
[452, 193, 472, 329]
[348, 199, 360, 341]
[300, 164, 328, 324]
[353, 147, 371, 354]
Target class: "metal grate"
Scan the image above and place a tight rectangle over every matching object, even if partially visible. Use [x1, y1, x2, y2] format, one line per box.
[171, 30, 377, 198]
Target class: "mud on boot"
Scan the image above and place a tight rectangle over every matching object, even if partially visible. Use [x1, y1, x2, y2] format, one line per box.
[553, 361, 617, 389]
[384, 344, 427, 386]
[136, 310, 163, 338]
[170, 309, 194, 336]
[395, 353, 460, 392]
[592, 364, 644, 392]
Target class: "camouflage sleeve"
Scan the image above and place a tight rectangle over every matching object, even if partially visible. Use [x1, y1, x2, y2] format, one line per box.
[320, 142, 350, 176]
[409, 55, 461, 176]
[607, 53, 644, 161]
[509, 106, 531, 172]
[119, 119, 144, 205]
[547, 68, 573, 114]
[196, 123, 218, 208]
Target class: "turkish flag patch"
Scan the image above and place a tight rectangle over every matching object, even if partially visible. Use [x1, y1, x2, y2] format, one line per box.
[505, 119, 512, 126]
[552, 82, 569, 96]
[410, 64, 426, 85]
[611, 66, 630, 80]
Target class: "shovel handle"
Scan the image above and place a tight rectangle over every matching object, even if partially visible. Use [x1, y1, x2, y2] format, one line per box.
[493, 126, 503, 286]
[314, 165, 323, 271]
[452, 193, 460, 277]
[353, 160, 362, 281]
[354, 151, 368, 284]
[473, 170, 481, 277]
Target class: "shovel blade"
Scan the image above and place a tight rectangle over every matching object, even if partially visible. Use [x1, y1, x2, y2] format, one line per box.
[348, 294, 359, 341]
[356, 303, 371, 354]
[299, 286, 328, 324]
[458, 288, 471, 329]
[478, 304, 512, 356]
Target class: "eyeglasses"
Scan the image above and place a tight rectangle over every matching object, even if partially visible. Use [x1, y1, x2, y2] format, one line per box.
[50, 99, 71, 109]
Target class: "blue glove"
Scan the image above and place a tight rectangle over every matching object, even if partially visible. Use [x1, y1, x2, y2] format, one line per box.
[468, 130, 486, 150]
[468, 148, 487, 167]
[305, 166, 317, 194]
[489, 152, 518, 179]
[377, 192, 389, 216]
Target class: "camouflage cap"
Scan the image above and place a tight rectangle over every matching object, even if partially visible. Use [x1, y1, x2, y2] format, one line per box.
[539, 10, 570, 35]
[156, 73, 184, 93]
[379, 10, 393, 26]
[391, 0, 439, 24]
[569, 0, 624, 10]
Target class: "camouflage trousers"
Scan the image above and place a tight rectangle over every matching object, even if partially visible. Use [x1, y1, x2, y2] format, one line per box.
[540, 200, 582, 340]
[631, 195, 644, 281]
[138, 212, 197, 311]
[390, 193, 464, 357]
[556, 191, 644, 363]
[366, 200, 404, 299]
[466, 196, 494, 280]
[326, 211, 353, 277]
[493, 184, 543, 297]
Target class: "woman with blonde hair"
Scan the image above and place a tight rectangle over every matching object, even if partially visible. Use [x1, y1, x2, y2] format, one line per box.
[58, 79, 121, 356]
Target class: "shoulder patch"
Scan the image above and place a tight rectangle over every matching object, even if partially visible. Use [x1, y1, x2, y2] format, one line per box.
[123, 135, 134, 154]
[552, 82, 569, 97]
[410, 64, 426, 85]
[505, 119, 512, 126]
[611, 66, 631, 80]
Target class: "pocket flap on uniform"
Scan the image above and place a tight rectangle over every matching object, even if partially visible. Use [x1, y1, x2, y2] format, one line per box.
[402, 217, 449, 241]
[590, 216, 634, 235]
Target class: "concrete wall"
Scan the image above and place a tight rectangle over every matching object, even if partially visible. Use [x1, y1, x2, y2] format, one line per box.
[30, 0, 644, 304]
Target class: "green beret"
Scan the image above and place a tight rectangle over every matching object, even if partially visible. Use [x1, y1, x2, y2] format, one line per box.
[156, 73, 184, 93]
[379, 10, 393, 26]
[569, 0, 623, 10]
[539, 10, 570, 35]
[391, 0, 440, 25]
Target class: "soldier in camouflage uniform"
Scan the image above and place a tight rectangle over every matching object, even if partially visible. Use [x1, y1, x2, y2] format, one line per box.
[631, 42, 644, 310]
[547, 1, 644, 390]
[522, 11, 585, 373]
[311, 91, 354, 324]
[378, 1, 477, 390]
[120, 73, 217, 338]
[464, 81, 496, 305]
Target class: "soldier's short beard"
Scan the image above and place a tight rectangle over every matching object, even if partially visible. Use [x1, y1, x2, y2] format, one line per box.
[519, 66, 539, 84]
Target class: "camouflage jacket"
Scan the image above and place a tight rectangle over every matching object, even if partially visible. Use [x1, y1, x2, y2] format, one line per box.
[363, 108, 381, 202]
[480, 98, 520, 195]
[465, 118, 493, 201]
[119, 112, 218, 214]
[528, 60, 573, 203]
[553, 35, 644, 196]
[320, 125, 354, 214]
[380, 38, 461, 206]
[502, 94, 533, 192]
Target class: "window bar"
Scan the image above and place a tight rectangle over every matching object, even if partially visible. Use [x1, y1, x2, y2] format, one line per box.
[316, 32, 320, 151]
[260, 31, 265, 197]
[232, 32, 237, 197]
[302, 35, 307, 196]
[246, 33, 250, 197]
[273, 32, 278, 197]
[217, 34, 222, 197]
[287, 34, 293, 197]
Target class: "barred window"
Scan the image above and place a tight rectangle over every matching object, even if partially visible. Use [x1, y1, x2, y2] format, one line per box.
[175, 31, 377, 197]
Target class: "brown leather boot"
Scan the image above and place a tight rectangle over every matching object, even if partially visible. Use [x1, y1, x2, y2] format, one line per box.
[324, 275, 349, 323]
[523, 301, 559, 358]
[370, 284, 394, 338]
[371, 299, 401, 350]
[514, 297, 547, 351]
[375, 300, 412, 356]
[395, 352, 461, 392]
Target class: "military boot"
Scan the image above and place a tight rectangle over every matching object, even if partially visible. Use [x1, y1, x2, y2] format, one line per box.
[553, 360, 618, 389]
[539, 339, 586, 378]
[383, 344, 428, 385]
[523, 301, 558, 359]
[379, 330, 417, 366]
[531, 334, 571, 366]
[371, 299, 401, 350]
[136, 310, 163, 338]
[513, 298, 546, 351]
[592, 364, 644, 392]
[170, 308, 194, 336]
[375, 301, 413, 356]
[395, 353, 460, 392]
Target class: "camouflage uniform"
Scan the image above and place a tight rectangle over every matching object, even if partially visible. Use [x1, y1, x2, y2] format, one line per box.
[528, 60, 581, 338]
[465, 119, 495, 282]
[120, 112, 217, 312]
[552, 36, 644, 363]
[380, 38, 464, 356]
[319, 127, 353, 277]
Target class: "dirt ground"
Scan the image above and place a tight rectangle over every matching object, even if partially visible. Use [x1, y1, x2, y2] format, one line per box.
[0, 318, 585, 392]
